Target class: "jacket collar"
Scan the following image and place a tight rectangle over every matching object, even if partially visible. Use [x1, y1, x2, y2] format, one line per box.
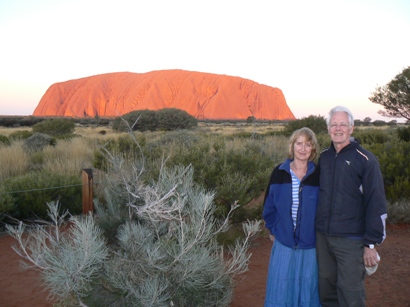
[279, 158, 316, 178]
[330, 137, 359, 153]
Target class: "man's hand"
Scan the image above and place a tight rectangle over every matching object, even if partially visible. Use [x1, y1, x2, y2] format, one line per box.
[363, 247, 380, 267]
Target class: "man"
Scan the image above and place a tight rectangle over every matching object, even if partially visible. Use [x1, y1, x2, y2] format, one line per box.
[316, 106, 388, 307]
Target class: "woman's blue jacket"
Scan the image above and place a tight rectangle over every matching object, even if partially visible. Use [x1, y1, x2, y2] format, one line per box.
[262, 159, 320, 249]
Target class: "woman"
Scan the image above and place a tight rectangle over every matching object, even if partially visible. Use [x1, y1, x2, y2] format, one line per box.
[263, 127, 320, 307]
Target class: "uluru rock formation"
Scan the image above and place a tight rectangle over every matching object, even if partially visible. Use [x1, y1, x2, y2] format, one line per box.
[33, 70, 295, 120]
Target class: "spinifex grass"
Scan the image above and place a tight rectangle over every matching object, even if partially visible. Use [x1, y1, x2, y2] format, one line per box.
[0, 141, 29, 183]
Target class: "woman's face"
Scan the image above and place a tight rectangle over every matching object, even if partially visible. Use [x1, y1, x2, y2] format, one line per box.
[293, 135, 312, 163]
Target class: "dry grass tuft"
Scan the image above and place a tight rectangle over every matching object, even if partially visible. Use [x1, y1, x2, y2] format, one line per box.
[0, 141, 29, 182]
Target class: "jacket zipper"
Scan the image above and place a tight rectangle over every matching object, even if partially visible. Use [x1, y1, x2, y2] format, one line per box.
[328, 152, 338, 234]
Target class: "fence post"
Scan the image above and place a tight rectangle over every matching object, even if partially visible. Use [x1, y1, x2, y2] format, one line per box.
[82, 169, 94, 214]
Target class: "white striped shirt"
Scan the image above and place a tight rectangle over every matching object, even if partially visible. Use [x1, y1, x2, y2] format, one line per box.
[290, 169, 300, 229]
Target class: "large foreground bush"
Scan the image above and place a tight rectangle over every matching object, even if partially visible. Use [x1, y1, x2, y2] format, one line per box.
[7, 148, 261, 306]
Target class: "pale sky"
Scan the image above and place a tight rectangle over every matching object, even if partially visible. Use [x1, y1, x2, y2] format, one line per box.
[0, 0, 409, 122]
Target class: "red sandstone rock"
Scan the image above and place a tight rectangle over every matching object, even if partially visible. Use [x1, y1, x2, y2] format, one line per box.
[33, 70, 295, 120]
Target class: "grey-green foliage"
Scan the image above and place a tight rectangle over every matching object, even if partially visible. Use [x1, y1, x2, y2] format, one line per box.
[23, 132, 55, 152]
[387, 199, 410, 224]
[7, 145, 261, 306]
[6, 201, 108, 306]
[94, 163, 260, 307]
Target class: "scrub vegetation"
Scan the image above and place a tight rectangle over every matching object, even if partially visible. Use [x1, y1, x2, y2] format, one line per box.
[0, 110, 409, 306]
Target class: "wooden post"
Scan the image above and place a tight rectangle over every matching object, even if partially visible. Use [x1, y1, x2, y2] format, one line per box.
[82, 169, 94, 214]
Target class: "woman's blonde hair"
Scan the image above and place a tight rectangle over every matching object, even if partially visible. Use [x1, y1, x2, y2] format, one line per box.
[287, 127, 319, 161]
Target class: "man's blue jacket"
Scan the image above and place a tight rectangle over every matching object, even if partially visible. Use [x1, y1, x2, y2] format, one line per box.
[263, 159, 320, 249]
[316, 141, 387, 245]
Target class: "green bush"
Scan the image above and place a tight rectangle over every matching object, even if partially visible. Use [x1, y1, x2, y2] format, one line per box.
[112, 109, 158, 132]
[157, 108, 198, 131]
[28, 151, 46, 171]
[112, 108, 197, 132]
[32, 118, 75, 138]
[93, 134, 146, 171]
[372, 120, 387, 126]
[167, 137, 273, 219]
[0, 171, 82, 220]
[367, 142, 410, 202]
[397, 126, 410, 142]
[353, 129, 389, 145]
[0, 116, 44, 127]
[0, 134, 10, 145]
[9, 130, 33, 140]
[283, 115, 327, 136]
[0, 193, 14, 225]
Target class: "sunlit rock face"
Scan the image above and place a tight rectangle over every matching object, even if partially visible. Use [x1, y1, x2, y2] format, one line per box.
[33, 70, 295, 120]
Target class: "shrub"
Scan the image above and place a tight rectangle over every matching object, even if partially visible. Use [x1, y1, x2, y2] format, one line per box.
[112, 109, 158, 132]
[367, 142, 410, 202]
[167, 136, 275, 219]
[0, 116, 44, 127]
[372, 120, 387, 126]
[387, 199, 410, 224]
[112, 108, 198, 132]
[157, 108, 198, 131]
[32, 118, 75, 138]
[397, 126, 410, 142]
[6, 203, 108, 306]
[0, 171, 82, 220]
[0, 193, 14, 225]
[93, 134, 145, 171]
[246, 116, 256, 124]
[6, 160, 261, 306]
[353, 129, 389, 145]
[0, 134, 10, 145]
[24, 133, 55, 152]
[283, 115, 327, 136]
[9, 130, 33, 141]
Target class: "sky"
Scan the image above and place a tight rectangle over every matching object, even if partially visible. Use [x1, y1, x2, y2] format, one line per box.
[0, 0, 409, 122]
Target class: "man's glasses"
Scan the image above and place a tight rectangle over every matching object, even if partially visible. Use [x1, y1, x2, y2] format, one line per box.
[329, 123, 350, 129]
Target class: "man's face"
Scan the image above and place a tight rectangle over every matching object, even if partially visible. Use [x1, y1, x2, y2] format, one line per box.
[328, 111, 353, 148]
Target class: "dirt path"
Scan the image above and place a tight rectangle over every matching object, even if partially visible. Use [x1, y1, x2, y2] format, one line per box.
[1, 224, 409, 307]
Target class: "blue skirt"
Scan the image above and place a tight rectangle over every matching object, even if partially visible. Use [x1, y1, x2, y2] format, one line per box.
[264, 240, 320, 307]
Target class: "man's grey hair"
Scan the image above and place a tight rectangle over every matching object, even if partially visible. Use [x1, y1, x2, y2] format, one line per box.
[326, 105, 354, 127]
